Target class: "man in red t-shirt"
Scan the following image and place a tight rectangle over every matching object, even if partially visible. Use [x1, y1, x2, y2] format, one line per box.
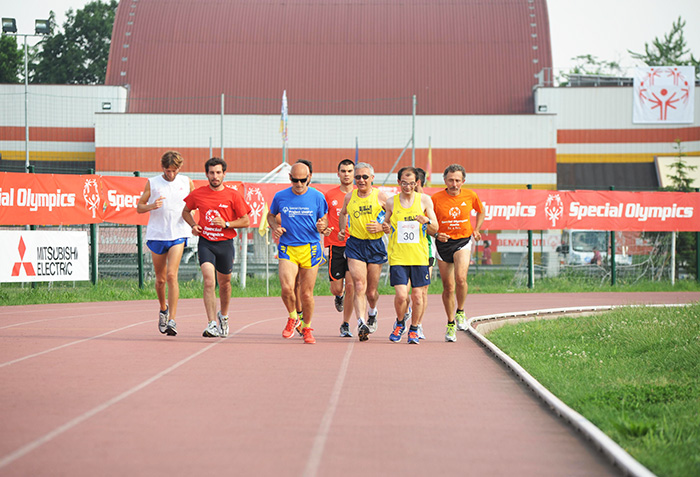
[432, 164, 485, 342]
[182, 157, 251, 338]
[323, 159, 356, 337]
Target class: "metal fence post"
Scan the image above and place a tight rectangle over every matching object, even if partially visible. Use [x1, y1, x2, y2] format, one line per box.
[134, 171, 144, 289]
[696, 189, 700, 284]
[527, 184, 533, 289]
[610, 186, 616, 286]
[89, 168, 98, 285]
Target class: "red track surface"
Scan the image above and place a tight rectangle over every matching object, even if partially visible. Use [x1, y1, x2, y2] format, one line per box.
[1, 292, 698, 476]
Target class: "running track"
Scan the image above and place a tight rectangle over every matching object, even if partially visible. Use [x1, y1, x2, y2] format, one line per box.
[1, 292, 698, 476]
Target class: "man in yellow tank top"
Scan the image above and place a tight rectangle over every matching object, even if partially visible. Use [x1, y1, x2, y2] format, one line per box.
[381, 167, 438, 344]
[338, 162, 388, 341]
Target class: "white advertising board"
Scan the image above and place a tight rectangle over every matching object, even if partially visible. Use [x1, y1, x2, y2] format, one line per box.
[0, 231, 90, 283]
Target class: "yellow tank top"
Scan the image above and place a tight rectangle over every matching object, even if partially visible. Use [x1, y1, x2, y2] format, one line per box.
[388, 193, 429, 266]
[347, 189, 385, 240]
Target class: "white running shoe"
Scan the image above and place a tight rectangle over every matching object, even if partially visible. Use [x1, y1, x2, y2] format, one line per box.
[417, 323, 426, 340]
[165, 319, 177, 336]
[455, 310, 468, 331]
[403, 307, 412, 322]
[158, 307, 169, 334]
[367, 312, 378, 333]
[217, 311, 229, 337]
[202, 320, 221, 337]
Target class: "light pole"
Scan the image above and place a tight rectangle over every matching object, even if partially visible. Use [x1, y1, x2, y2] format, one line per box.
[2, 17, 50, 173]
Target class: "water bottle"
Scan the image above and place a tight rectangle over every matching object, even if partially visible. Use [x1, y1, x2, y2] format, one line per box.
[376, 209, 386, 224]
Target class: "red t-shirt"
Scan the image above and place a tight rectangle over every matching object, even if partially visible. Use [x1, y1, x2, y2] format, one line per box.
[184, 184, 251, 241]
[324, 186, 352, 247]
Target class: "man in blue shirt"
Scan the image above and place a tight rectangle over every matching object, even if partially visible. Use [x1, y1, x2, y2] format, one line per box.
[267, 161, 328, 344]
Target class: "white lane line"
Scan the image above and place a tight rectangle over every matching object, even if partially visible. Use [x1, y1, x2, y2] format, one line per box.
[0, 318, 278, 470]
[302, 340, 355, 477]
[0, 321, 151, 369]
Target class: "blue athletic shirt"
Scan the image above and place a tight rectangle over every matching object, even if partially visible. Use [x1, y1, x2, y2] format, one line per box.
[270, 187, 328, 247]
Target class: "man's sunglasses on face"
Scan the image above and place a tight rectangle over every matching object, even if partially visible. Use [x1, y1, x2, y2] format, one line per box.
[355, 175, 370, 180]
[290, 176, 308, 183]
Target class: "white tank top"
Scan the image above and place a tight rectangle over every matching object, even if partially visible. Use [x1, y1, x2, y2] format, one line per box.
[145, 174, 192, 241]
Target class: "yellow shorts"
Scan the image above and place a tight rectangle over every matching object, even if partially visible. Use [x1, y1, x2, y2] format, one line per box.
[278, 242, 325, 269]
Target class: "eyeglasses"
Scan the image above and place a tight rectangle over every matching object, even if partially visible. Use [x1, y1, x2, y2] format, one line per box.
[354, 174, 370, 181]
[401, 181, 416, 187]
[290, 176, 308, 183]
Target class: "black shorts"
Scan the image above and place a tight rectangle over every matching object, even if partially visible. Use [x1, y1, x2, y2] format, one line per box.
[198, 237, 235, 274]
[327, 245, 349, 281]
[435, 236, 471, 264]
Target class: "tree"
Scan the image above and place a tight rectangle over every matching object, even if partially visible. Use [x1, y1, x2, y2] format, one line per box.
[557, 54, 624, 86]
[629, 16, 700, 79]
[0, 34, 22, 83]
[32, 0, 118, 84]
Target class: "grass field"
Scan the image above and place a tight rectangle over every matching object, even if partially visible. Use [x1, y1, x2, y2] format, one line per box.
[486, 304, 700, 477]
[2, 269, 700, 306]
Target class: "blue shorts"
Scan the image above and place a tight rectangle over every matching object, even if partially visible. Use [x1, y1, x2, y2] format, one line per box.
[198, 237, 235, 274]
[390, 265, 431, 288]
[278, 242, 324, 269]
[345, 236, 387, 264]
[147, 238, 187, 255]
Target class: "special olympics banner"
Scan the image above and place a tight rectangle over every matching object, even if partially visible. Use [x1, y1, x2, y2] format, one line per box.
[0, 231, 90, 283]
[0, 172, 103, 225]
[2, 173, 700, 232]
[633, 66, 695, 124]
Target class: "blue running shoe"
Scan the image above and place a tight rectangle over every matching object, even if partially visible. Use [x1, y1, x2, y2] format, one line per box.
[389, 320, 405, 342]
[407, 329, 419, 344]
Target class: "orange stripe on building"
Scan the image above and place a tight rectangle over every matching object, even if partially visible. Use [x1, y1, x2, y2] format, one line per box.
[0, 126, 95, 142]
[557, 126, 700, 144]
[96, 147, 556, 174]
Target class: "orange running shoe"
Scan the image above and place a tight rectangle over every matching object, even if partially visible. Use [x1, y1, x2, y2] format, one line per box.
[302, 327, 316, 344]
[283, 317, 300, 339]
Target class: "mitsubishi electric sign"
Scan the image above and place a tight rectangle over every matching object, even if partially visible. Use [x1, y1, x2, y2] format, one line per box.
[0, 231, 90, 283]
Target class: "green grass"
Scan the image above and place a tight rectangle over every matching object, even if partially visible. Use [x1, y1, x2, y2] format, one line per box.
[1, 268, 699, 306]
[486, 304, 700, 477]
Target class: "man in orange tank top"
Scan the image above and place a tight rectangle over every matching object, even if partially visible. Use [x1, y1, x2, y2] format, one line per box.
[431, 164, 485, 342]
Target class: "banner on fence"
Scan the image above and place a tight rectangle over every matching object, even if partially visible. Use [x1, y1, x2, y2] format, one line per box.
[1, 172, 699, 232]
[0, 231, 90, 283]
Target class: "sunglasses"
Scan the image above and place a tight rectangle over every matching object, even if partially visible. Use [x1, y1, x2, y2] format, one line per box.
[354, 174, 370, 181]
[290, 176, 308, 183]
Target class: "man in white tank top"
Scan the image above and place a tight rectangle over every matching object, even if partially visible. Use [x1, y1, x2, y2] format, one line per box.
[137, 151, 195, 336]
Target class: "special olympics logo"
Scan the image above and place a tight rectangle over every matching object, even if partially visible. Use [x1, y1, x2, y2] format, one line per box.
[245, 187, 266, 225]
[544, 194, 563, 227]
[83, 178, 100, 218]
[449, 207, 461, 219]
[205, 209, 221, 225]
[635, 66, 693, 122]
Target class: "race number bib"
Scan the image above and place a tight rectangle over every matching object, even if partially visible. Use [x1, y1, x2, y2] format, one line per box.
[397, 221, 420, 244]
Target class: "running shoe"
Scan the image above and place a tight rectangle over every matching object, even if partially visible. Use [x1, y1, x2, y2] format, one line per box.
[339, 322, 353, 338]
[283, 317, 300, 339]
[445, 322, 457, 342]
[407, 329, 419, 345]
[455, 310, 468, 331]
[217, 311, 229, 337]
[334, 294, 344, 312]
[403, 306, 412, 322]
[302, 327, 316, 344]
[158, 307, 169, 334]
[295, 312, 305, 337]
[203, 320, 220, 338]
[389, 320, 406, 342]
[417, 323, 426, 340]
[358, 321, 370, 342]
[367, 312, 378, 333]
[165, 319, 177, 336]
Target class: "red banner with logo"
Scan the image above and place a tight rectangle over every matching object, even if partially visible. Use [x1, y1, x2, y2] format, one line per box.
[2, 172, 699, 232]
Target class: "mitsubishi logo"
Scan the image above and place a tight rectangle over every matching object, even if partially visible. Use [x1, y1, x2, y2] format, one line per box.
[11, 236, 35, 277]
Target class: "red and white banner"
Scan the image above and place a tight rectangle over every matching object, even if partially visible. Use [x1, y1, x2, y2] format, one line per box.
[1, 172, 699, 232]
[0, 231, 90, 283]
[633, 66, 695, 123]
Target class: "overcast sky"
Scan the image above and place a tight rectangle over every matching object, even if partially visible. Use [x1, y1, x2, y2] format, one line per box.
[5, 0, 700, 75]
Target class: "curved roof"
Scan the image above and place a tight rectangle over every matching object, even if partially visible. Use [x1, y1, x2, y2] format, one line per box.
[105, 0, 552, 115]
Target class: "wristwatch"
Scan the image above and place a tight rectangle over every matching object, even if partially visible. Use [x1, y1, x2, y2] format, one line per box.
[224, 221, 229, 228]
[434, 232, 439, 238]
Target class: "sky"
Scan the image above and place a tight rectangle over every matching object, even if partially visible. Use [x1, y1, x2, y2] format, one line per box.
[5, 0, 700, 75]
